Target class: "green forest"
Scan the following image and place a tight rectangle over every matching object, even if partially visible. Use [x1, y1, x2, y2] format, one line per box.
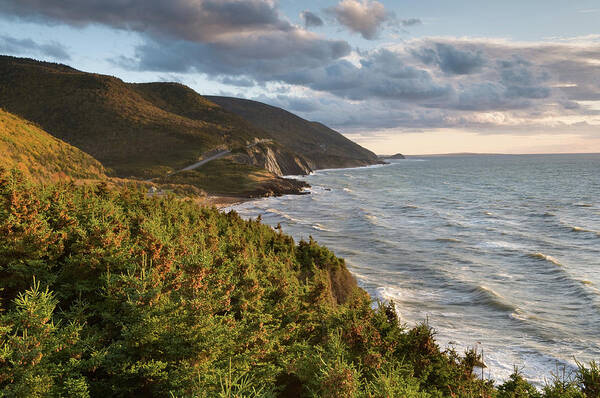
[0, 169, 598, 397]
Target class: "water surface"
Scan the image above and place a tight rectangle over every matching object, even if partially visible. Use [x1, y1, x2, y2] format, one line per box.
[231, 154, 600, 384]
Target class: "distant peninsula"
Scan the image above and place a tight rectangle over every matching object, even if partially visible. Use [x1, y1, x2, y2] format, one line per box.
[379, 153, 406, 159]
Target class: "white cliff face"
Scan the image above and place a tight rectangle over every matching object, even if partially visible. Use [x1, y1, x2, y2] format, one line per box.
[262, 145, 283, 176]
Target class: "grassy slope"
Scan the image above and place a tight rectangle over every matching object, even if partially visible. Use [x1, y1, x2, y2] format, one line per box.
[207, 96, 380, 169]
[0, 108, 106, 181]
[0, 57, 259, 178]
[158, 158, 308, 197]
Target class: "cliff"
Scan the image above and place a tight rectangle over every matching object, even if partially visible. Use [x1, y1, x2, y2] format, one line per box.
[206, 96, 381, 170]
[229, 141, 312, 176]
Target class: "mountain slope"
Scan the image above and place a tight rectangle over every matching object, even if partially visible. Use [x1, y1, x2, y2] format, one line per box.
[129, 83, 311, 175]
[0, 55, 380, 188]
[206, 96, 380, 170]
[0, 108, 106, 181]
[0, 56, 260, 178]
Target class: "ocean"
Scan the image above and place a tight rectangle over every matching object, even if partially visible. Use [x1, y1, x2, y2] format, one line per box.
[229, 154, 600, 385]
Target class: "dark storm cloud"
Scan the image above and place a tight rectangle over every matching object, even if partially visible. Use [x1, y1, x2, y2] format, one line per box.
[300, 11, 324, 28]
[0, 34, 70, 59]
[498, 57, 551, 99]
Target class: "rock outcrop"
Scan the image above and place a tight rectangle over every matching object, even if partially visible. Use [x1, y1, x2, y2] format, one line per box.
[230, 142, 312, 176]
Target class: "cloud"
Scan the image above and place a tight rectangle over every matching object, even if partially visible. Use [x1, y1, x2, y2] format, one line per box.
[0, 34, 70, 59]
[300, 11, 324, 28]
[401, 18, 422, 27]
[413, 42, 485, 75]
[125, 36, 599, 127]
[276, 49, 452, 101]
[118, 32, 350, 79]
[220, 76, 256, 87]
[0, 0, 286, 42]
[328, 0, 391, 40]
[0, 0, 350, 75]
[248, 37, 600, 135]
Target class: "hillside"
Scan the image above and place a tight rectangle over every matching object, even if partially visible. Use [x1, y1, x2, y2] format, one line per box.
[0, 108, 106, 181]
[0, 56, 262, 179]
[207, 96, 380, 170]
[0, 56, 380, 186]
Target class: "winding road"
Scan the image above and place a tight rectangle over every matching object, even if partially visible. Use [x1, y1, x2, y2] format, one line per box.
[180, 149, 231, 171]
[147, 139, 272, 183]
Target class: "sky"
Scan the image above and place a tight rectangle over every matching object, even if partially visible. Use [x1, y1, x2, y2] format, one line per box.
[1, 0, 599, 155]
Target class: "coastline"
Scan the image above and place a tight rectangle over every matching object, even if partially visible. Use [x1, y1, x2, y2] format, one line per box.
[222, 154, 600, 386]
[207, 161, 388, 208]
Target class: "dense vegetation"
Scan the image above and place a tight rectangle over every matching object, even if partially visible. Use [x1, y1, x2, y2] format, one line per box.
[0, 109, 106, 182]
[1, 170, 598, 397]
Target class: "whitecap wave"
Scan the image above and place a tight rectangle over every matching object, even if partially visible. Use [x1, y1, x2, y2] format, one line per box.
[479, 241, 523, 250]
[471, 285, 519, 313]
[570, 226, 599, 236]
[266, 208, 302, 223]
[435, 237, 462, 243]
[312, 223, 332, 232]
[528, 252, 562, 266]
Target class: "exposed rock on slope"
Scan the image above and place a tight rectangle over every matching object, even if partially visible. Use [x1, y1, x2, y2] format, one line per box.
[229, 141, 312, 176]
[206, 96, 381, 170]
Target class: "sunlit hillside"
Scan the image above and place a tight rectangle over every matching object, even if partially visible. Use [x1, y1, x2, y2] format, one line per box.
[0, 108, 106, 181]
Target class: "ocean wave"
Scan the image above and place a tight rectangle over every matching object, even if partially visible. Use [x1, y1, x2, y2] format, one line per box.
[578, 280, 600, 297]
[342, 187, 353, 193]
[574, 202, 594, 208]
[266, 208, 302, 224]
[483, 211, 499, 217]
[444, 284, 519, 314]
[479, 241, 524, 251]
[570, 226, 600, 237]
[509, 308, 529, 322]
[525, 255, 600, 302]
[313, 163, 393, 175]
[528, 252, 562, 266]
[435, 237, 462, 243]
[530, 211, 556, 218]
[402, 204, 420, 209]
[312, 223, 332, 232]
[444, 221, 468, 229]
[471, 285, 519, 313]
